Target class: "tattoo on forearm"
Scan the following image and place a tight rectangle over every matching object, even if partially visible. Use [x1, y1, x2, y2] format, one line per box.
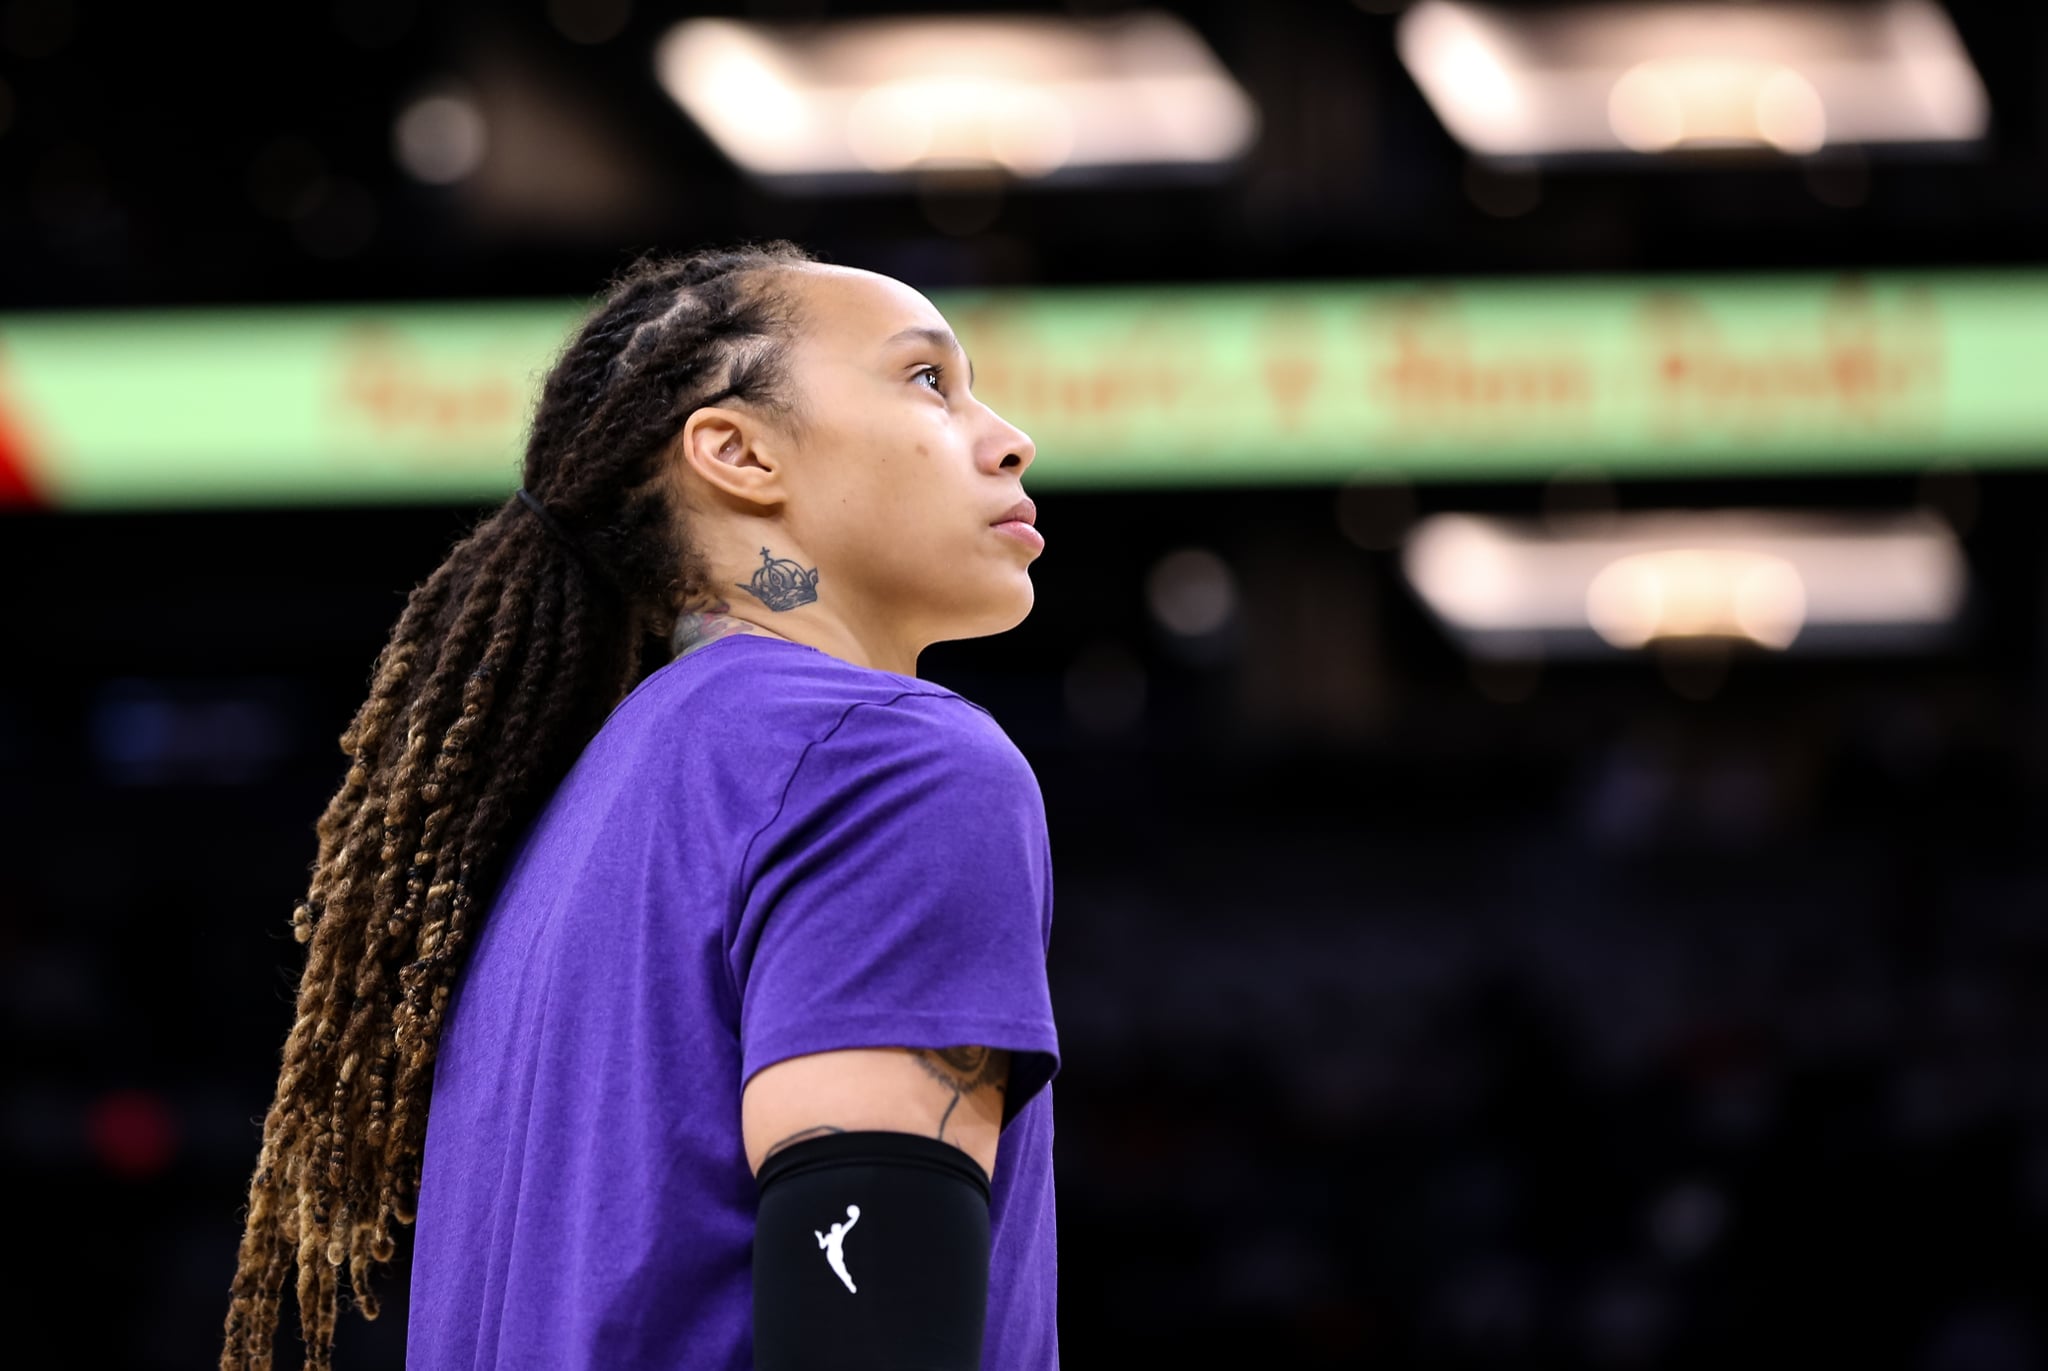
[736, 546, 820, 612]
[762, 1124, 845, 1165]
[912, 1047, 1010, 1141]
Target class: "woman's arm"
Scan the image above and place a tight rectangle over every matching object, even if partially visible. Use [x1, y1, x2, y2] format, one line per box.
[742, 1044, 1012, 1181]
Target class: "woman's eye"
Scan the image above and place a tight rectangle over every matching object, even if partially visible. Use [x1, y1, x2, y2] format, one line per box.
[914, 364, 946, 393]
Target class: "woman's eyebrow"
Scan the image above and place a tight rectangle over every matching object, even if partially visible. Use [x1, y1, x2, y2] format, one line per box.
[883, 325, 976, 387]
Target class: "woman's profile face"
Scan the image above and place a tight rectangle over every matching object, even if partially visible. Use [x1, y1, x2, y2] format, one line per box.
[771, 264, 1040, 647]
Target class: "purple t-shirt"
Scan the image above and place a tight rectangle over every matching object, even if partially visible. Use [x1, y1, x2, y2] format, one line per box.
[406, 634, 1060, 1369]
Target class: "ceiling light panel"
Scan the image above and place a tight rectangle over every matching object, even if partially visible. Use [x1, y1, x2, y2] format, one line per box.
[1400, 509, 1967, 657]
[655, 11, 1258, 185]
[1395, 0, 1988, 159]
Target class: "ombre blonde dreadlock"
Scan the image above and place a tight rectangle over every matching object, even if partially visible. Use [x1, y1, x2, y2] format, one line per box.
[219, 241, 816, 1370]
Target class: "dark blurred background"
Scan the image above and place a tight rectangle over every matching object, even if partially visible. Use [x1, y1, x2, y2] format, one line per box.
[5, 1, 2048, 1367]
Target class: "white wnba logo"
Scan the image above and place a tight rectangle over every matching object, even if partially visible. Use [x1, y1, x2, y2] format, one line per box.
[815, 1204, 861, 1293]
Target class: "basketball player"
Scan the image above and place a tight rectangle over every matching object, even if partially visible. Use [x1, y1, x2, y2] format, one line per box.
[219, 242, 1059, 1370]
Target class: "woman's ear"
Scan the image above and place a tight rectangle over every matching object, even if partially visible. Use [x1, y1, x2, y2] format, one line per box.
[675, 405, 785, 511]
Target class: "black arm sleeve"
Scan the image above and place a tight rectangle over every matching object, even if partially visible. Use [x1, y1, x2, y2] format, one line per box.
[752, 1130, 993, 1371]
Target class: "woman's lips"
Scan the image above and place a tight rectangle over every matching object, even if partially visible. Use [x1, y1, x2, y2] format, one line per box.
[992, 519, 1045, 551]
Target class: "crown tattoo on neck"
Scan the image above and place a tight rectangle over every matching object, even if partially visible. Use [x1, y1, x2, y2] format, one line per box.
[737, 546, 820, 612]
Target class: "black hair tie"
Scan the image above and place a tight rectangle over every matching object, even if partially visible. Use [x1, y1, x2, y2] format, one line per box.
[514, 486, 625, 596]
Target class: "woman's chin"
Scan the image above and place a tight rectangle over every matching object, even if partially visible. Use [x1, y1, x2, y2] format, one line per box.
[957, 578, 1035, 639]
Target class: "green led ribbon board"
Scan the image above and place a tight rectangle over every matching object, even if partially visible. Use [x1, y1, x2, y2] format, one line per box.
[2, 272, 2045, 509]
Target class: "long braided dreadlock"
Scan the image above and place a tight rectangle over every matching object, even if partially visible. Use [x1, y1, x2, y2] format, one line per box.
[220, 240, 816, 1370]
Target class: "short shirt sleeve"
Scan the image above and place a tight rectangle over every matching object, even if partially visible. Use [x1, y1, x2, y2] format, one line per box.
[730, 691, 1059, 1131]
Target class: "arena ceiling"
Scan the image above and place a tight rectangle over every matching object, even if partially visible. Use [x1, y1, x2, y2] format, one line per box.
[2, 0, 2044, 310]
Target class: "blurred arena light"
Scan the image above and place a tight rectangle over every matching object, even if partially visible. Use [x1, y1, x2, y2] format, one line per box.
[1063, 640, 1149, 736]
[548, 0, 632, 46]
[1146, 547, 1239, 638]
[1395, 0, 1988, 159]
[393, 87, 489, 185]
[1401, 509, 1966, 657]
[653, 11, 1258, 185]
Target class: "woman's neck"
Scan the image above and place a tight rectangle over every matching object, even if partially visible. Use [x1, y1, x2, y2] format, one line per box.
[670, 603, 795, 661]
